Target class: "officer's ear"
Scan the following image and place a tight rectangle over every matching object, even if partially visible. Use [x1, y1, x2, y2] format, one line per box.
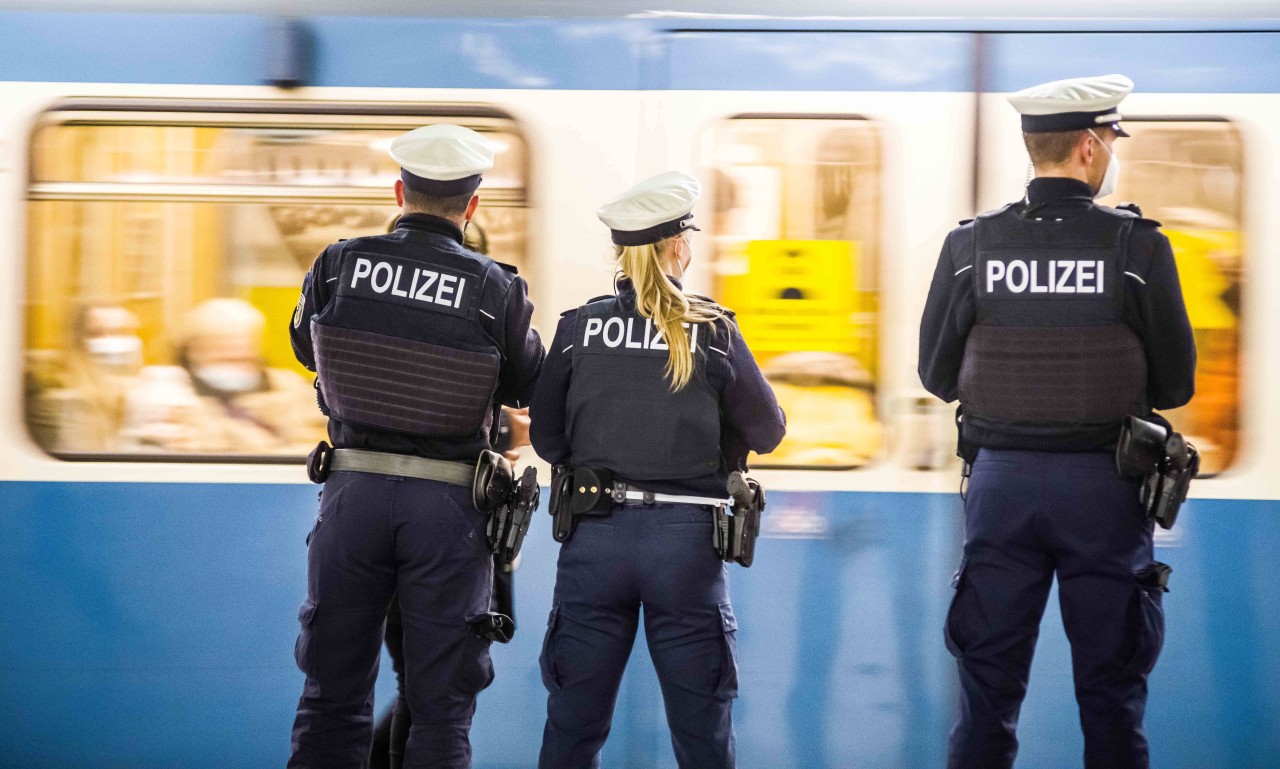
[394, 179, 406, 209]
[465, 194, 480, 221]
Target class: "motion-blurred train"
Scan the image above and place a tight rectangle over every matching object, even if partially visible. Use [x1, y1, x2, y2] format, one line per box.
[1, 2, 1277, 767]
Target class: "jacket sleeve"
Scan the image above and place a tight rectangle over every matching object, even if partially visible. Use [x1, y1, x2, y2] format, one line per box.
[528, 314, 574, 465]
[1126, 228, 1197, 410]
[719, 320, 787, 456]
[918, 229, 976, 403]
[289, 246, 335, 372]
[492, 274, 545, 409]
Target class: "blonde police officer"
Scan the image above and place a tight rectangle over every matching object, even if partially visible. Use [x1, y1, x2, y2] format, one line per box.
[529, 172, 786, 769]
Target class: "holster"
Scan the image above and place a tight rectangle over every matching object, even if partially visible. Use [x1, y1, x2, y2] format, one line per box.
[548, 465, 614, 543]
[1115, 416, 1200, 530]
[715, 472, 765, 567]
[307, 441, 332, 484]
[468, 563, 517, 644]
[475, 450, 539, 567]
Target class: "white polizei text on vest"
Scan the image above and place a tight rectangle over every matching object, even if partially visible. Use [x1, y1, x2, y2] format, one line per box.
[350, 257, 466, 308]
[985, 260, 1105, 294]
[581, 316, 700, 350]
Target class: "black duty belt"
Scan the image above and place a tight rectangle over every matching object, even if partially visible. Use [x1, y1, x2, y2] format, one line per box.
[327, 447, 475, 486]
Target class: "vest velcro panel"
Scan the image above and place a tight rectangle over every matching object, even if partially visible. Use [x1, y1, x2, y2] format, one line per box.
[959, 324, 1147, 424]
[313, 322, 499, 437]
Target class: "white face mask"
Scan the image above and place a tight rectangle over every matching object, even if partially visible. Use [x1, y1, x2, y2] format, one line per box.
[675, 236, 692, 280]
[86, 335, 142, 371]
[195, 364, 261, 394]
[1088, 129, 1120, 199]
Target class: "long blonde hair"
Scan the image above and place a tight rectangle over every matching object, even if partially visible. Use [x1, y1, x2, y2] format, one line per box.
[616, 234, 725, 391]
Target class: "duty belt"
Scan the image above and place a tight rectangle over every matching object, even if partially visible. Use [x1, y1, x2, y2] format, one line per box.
[608, 481, 732, 508]
[315, 445, 474, 486]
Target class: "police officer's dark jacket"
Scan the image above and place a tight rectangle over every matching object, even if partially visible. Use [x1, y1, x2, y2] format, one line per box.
[530, 279, 786, 498]
[919, 177, 1196, 452]
[291, 213, 544, 461]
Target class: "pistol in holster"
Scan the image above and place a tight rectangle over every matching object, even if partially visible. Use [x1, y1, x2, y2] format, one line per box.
[714, 472, 766, 567]
[473, 450, 540, 568]
[548, 464, 614, 543]
[1115, 415, 1200, 530]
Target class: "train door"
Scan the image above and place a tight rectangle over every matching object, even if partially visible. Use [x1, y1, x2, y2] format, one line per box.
[655, 31, 979, 479]
[632, 30, 983, 769]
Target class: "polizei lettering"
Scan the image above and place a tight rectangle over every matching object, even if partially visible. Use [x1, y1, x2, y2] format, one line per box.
[581, 315, 700, 351]
[351, 257, 466, 308]
[337, 253, 474, 319]
[984, 260, 1105, 295]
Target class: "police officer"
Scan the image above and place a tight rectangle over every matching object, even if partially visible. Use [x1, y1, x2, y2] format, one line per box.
[529, 171, 786, 769]
[919, 75, 1196, 769]
[287, 124, 544, 769]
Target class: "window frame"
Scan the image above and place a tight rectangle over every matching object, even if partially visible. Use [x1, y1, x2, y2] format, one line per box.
[1111, 114, 1246, 477]
[703, 112, 885, 472]
[24, 98, 530, 464]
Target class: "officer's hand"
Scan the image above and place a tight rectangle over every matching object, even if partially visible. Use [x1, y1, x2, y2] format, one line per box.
[502, 407, 531, 461]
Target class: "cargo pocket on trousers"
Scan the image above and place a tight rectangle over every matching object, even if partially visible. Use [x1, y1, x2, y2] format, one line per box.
[714, 602, 739, 700]
[455, 634, 496, 696]
[294, 597, 318, 673]
[944, 557, 970, 658]
[539, 604, 563, 692]
[1126, 564, 1169, 675]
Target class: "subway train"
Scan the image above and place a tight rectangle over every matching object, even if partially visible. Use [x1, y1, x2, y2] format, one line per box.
[1, 2, 1277, 767]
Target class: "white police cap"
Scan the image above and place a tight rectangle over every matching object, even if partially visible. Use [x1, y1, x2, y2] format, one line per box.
[1008, 74, 1133, 137]
[389, 124, 494, 197]
[597, 171, 702, 247]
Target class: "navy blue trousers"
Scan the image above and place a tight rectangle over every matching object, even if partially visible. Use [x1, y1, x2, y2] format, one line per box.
[289, 472, 495, 769]
[945, 450, 1166, 769]
[538, 503, 739, 769]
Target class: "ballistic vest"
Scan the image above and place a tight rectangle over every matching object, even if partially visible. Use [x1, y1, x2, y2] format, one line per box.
[565, 295, 722, 481]
[957, 203, 1149, 446]
[311, 239, 503, 439]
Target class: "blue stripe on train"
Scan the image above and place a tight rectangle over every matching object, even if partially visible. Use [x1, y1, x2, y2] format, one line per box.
[0, 12, 1277, 92]
[0, 480, 1275, 768]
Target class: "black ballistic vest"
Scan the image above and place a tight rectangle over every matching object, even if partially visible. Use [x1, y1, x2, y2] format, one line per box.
[566, 296, 721, 481]
[312, 242, 502, 438]
[958, 203, 1148, 449]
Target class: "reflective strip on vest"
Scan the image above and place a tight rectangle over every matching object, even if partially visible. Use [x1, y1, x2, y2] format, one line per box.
[313, 321, 499, 438]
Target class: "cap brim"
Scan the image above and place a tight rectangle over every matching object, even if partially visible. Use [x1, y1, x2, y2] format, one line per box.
[1113, 123, 1130, 138]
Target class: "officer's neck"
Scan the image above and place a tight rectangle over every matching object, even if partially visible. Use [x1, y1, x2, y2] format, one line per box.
[1026, 175, 1096, 207]
[1033, 165, 1090, 185]
[617, 275, 684, 293]
[397, 211, 466, 243]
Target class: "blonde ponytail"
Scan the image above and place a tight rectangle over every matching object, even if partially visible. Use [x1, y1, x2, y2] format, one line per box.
[615, 235, 725, 390]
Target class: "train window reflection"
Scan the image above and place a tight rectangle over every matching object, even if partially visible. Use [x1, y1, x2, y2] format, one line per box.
[24, 107, 529, 460]
[1113, 120, 1243, 474]
[706, 117, 883, 469]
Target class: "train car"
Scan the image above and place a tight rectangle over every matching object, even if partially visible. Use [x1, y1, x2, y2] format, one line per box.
[1, 2, 1277, 767]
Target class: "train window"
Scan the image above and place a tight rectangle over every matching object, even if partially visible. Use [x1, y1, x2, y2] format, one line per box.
[705, 117, 883, 469]
[1112, 119, 1243, 474]
[23, 105, 528, 460]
